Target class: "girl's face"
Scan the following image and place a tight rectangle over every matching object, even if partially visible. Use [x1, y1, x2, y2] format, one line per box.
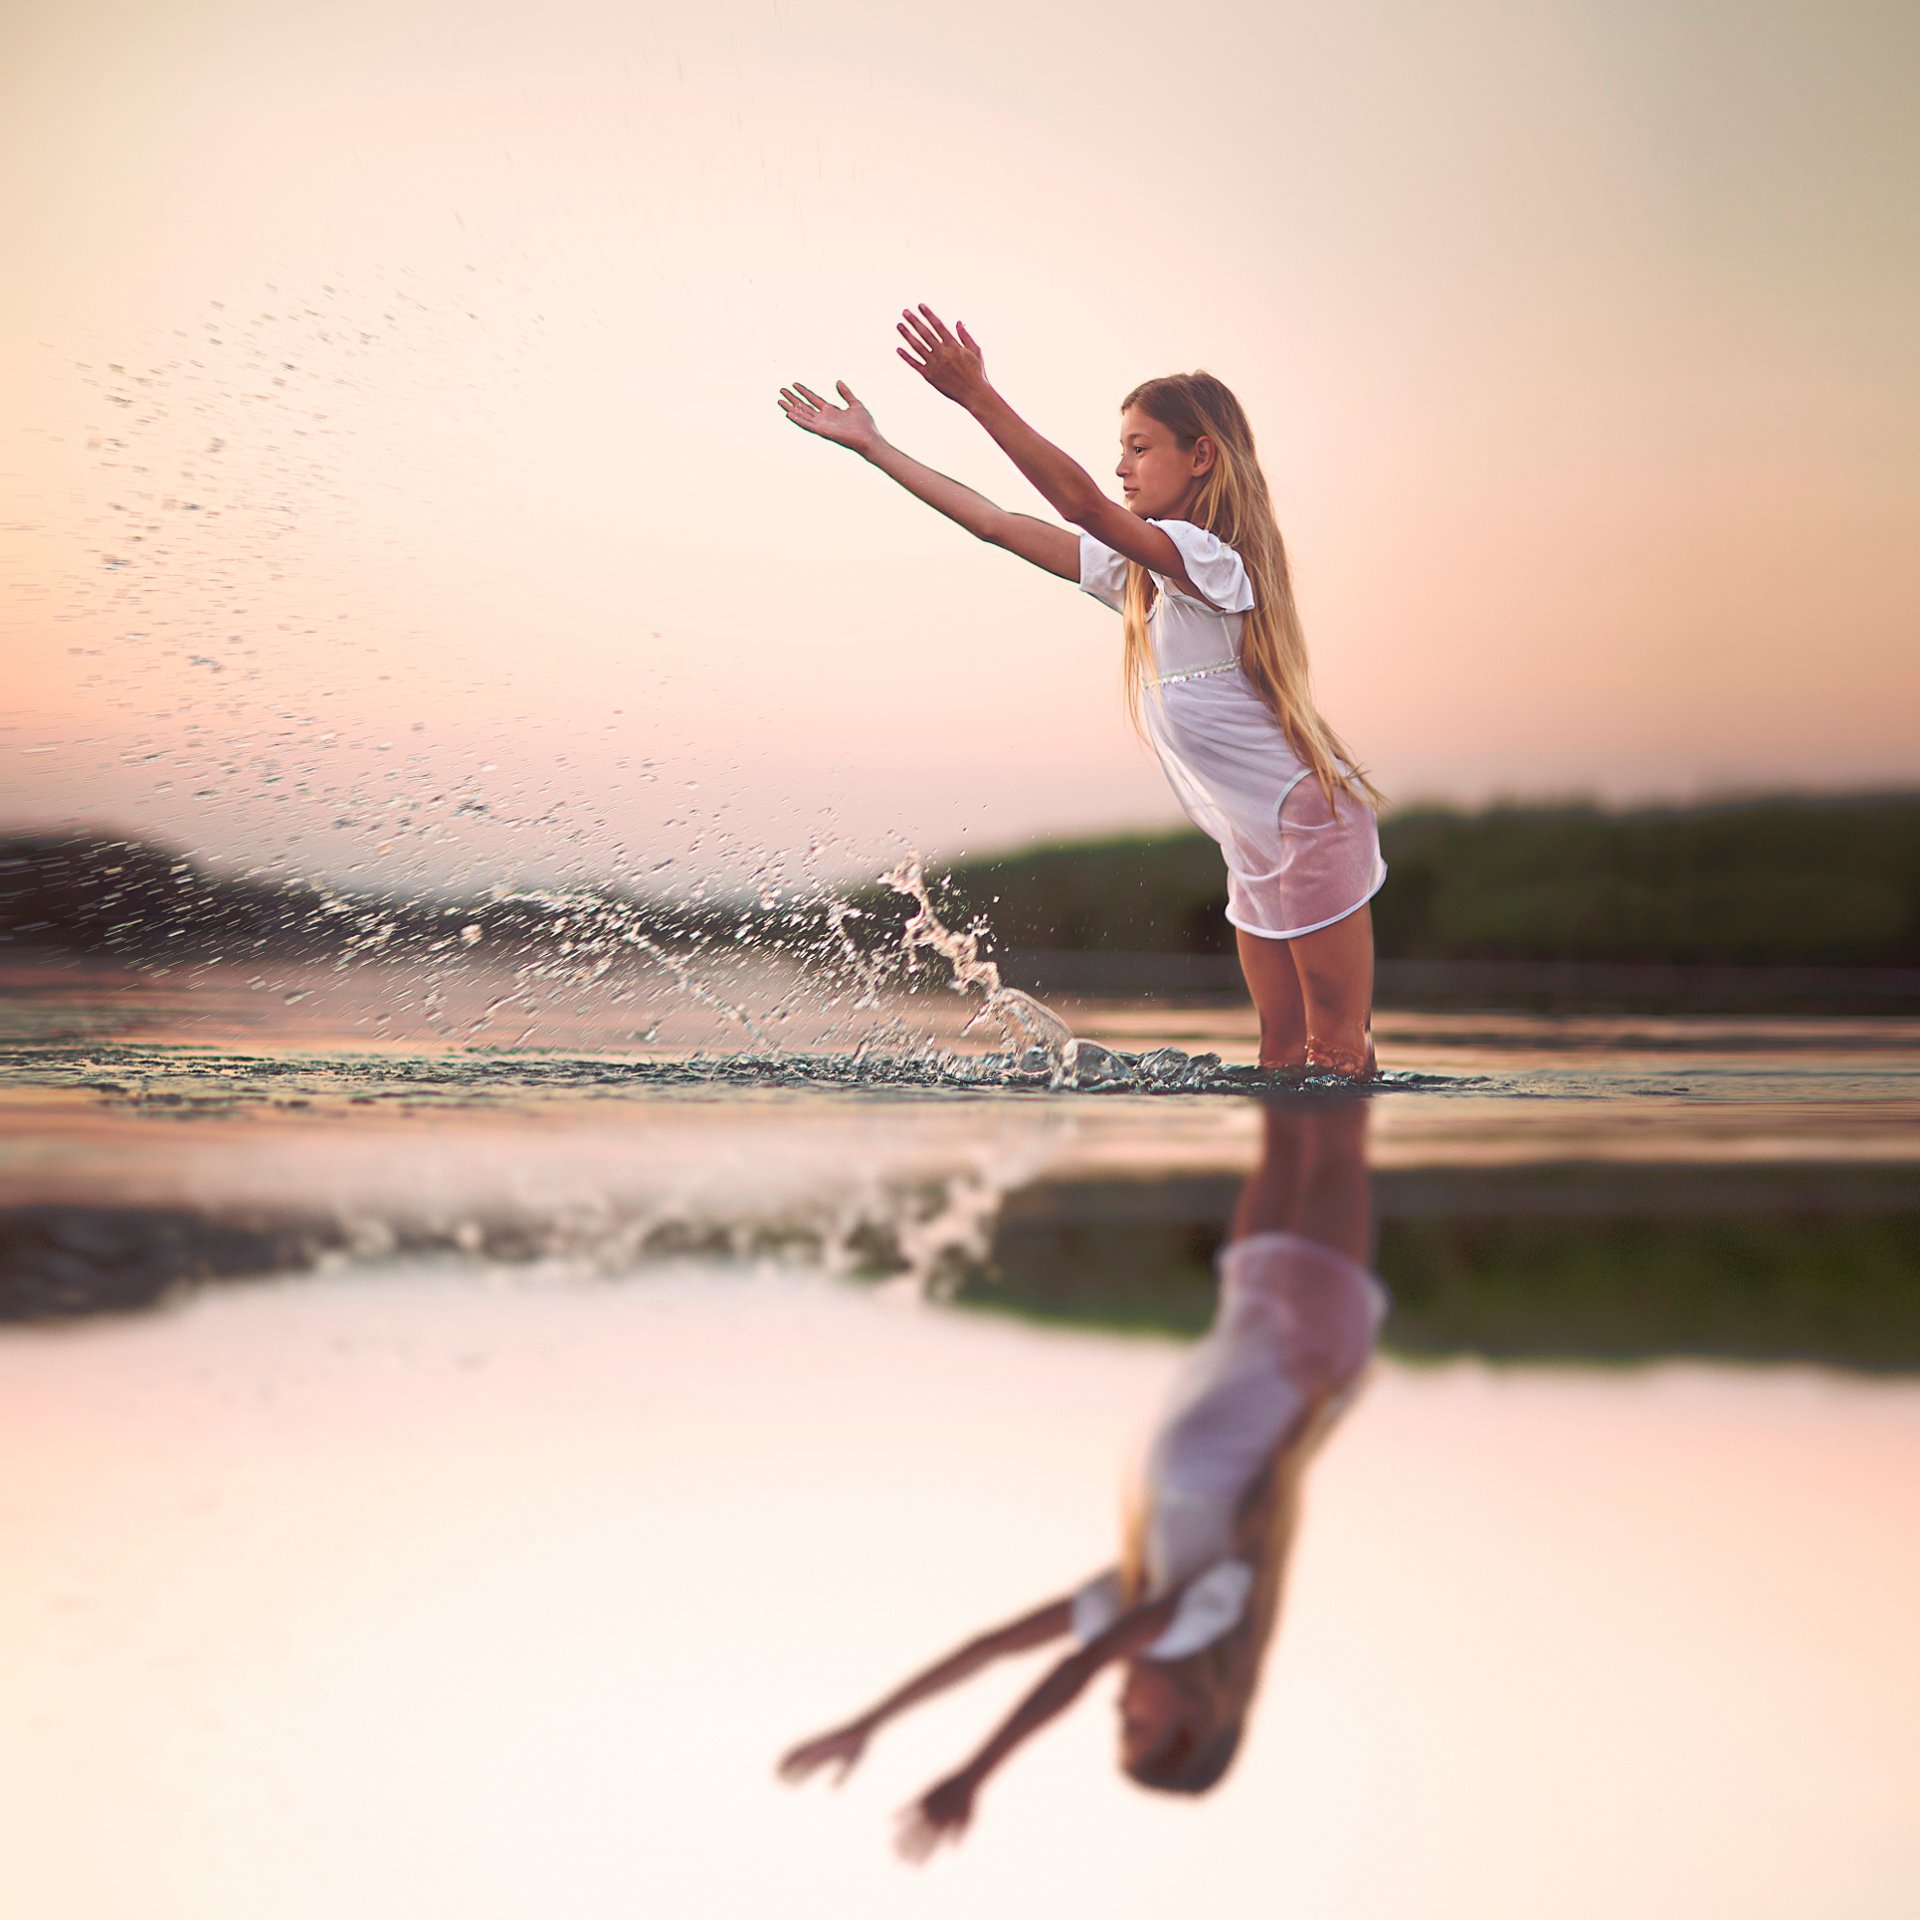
[1118, 1661, 1202, 1769]
[1115, 406, 1215, 519]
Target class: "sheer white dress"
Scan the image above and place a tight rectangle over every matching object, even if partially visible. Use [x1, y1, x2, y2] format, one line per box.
[1071, 1230, 1387, 1659]
[1079, 518, 1387, 940]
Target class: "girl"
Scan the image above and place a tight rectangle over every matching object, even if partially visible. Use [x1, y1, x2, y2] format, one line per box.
[776, 1098, 1385, 1857]
[778, 305, 1386, 1077]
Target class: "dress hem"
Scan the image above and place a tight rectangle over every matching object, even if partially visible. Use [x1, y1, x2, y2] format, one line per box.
[1224, 864, 1388, 943]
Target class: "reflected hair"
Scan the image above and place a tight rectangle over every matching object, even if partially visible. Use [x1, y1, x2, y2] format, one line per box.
[1117, 1392, 1351, 1796]
[1119, 372, 1381, 811]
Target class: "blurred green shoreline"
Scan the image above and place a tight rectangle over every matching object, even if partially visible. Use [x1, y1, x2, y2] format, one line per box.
[4, 791, 1918, 1013]
[962, 1166, 1920, 1373]
[945, 791, 1920, 1012]
[5, 1162, 1915, 1372]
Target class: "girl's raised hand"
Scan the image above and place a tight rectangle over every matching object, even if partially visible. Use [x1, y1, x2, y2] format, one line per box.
[892, 1772, 978, 1865]
[775, 1720, 872, 1787]
[777, 380, 878, 454]
[895, 305, 989, 409]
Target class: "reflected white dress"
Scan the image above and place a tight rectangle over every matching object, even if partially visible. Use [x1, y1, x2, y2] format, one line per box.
[1078, 519, 1387, 940]
[1071, 1230, 1387, 1660]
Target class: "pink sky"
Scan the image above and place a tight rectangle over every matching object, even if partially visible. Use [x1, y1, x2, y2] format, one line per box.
[3, 0, 1915, 889]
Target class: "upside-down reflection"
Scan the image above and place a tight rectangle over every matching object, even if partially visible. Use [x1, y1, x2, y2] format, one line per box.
[778, 1095, 1386, 1859]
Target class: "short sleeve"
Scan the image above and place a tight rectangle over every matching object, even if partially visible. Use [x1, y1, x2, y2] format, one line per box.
[1077, 531, 1128, 613]
[1069, 1570, 1124, 1644]
[1143, 1561, 1254, 1661]
[1152, 519, 1255, 614]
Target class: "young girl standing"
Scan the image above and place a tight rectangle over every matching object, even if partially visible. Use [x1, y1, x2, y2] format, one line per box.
[778, 306, 1385, 1077]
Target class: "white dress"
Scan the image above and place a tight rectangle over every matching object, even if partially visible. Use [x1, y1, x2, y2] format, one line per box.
[1078, 519, 1387, 940]
[1071, 1230, 1387, 1660]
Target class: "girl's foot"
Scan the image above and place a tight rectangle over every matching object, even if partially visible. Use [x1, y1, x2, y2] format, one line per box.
[1303, 1034, 1376, 1080]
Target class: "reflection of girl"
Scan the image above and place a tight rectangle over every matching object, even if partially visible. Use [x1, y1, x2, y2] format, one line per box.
[777, 1101, 1383, 1860]
[778, 307, 1384, 1078]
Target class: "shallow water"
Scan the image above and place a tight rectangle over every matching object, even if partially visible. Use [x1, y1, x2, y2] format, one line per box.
[3, 962, 1918, 1915]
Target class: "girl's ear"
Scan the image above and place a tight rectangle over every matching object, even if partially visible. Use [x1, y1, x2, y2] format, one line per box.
[1191, 435, 1217, 476]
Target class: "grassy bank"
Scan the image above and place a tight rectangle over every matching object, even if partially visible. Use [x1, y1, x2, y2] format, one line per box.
[5, 794, 1918, 1009]
[933, 792, 1920, 970]
[7, 1163, 1915, 1369]
[957, 1164, 1920, 1373]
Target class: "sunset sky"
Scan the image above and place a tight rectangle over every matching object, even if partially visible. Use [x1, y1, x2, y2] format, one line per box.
[3, 0, 1915, 890]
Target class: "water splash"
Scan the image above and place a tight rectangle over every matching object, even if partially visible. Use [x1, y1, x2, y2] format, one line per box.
[881, 853, 1075, 1070]
[3, 1039, 1440, 1108]
[4, 828, 1439, 1092]
[0, 1102, 1085, 1320]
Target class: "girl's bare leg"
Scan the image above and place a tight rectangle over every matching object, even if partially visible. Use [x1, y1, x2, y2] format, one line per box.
[1230, 1100, 1307, 1235]
[1287, 905, 1377, 1079]
[1231, 1100, 1371, 1264]
[1286, 1099, 1373, 1262]
[1236, 927, 1308, 1069]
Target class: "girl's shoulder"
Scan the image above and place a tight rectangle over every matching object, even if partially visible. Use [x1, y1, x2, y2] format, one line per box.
[1148, 519, 1255, 615]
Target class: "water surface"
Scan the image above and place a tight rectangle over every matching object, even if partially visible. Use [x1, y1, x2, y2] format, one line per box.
[2, 965, 1916, 1915]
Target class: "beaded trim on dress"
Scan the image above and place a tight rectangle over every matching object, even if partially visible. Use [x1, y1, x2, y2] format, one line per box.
[1155, 659, 1239, 687]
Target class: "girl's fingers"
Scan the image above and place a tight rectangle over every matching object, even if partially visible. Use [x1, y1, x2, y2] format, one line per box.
[836, 379, 859, 402]
[956, 320, 980, 353]
[792, 382, 829, 407]
[916, 303, 955, 345]
[897, 345, 929, 373]
[898, 308, 939, 351]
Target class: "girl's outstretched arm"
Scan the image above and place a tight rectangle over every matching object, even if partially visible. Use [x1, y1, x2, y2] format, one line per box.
[775, 1591, 1078, 1789]
[893, 304, 1211, 599]
[777, 379, 1077, 579]
[893, 1589, 1183, 1864]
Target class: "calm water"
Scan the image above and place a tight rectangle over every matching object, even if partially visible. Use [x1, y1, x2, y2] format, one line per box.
[3, 961, 1918, 1916]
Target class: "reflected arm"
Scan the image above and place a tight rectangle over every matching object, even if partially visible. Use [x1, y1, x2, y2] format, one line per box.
[849, 1591, 1077, 1725]
[960, 1591, 1176, 1780]
[905, 1588, 1182, 1816]
[893, 1589, 1183, 1858]
[777, 1591, 1079, 1784]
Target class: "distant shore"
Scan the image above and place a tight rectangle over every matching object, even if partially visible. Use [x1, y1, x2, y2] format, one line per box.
[994, 950, 1920, 1015]
[4, 792, 1917, 1014]
[6, 1158, 1915, 1371]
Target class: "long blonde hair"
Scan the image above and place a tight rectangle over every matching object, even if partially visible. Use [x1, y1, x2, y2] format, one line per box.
[1115, 1390, 1351, 1794]
[1120, 372, 1381, 811]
